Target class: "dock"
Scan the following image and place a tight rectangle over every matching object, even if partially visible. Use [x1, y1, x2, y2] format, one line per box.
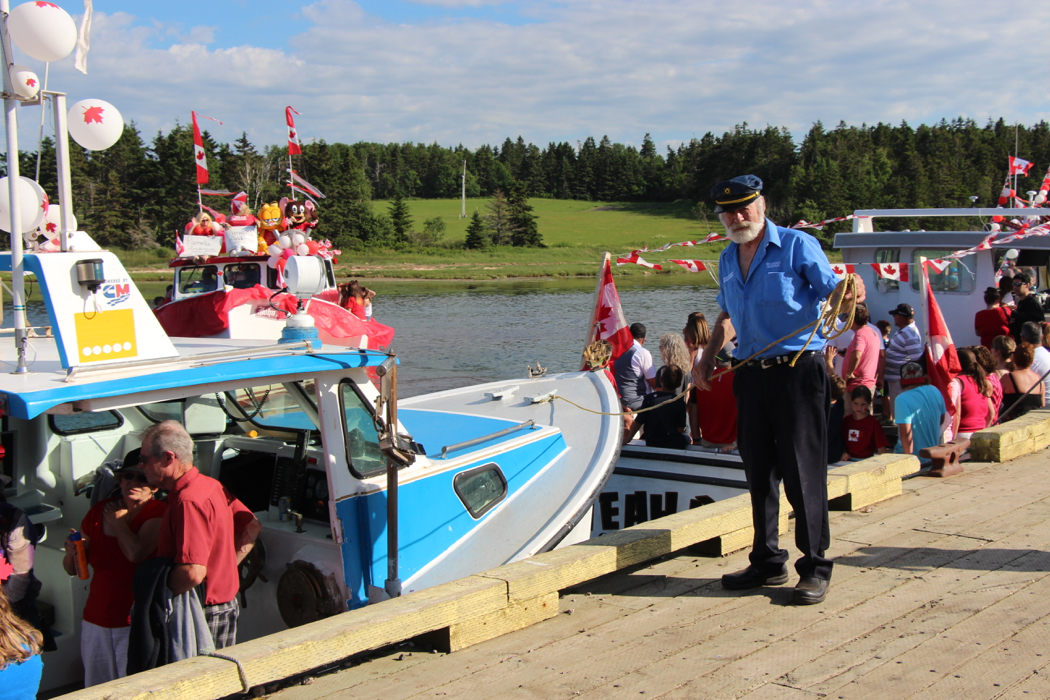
[265, 446, 1050, 700]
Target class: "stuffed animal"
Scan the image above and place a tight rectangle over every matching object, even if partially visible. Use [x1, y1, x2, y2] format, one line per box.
[256, 202, 285, 249]
[280, 197, 317, 232]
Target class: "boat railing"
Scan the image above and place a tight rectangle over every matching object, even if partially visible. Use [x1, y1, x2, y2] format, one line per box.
[851, 207, 1045, 233]
[441, 419, 537, 458]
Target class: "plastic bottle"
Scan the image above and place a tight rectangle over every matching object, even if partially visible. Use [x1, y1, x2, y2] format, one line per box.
[70, 531, 89, 580]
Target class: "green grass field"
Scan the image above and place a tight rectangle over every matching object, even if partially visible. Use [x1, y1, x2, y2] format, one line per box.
[114, 198, 839, 282]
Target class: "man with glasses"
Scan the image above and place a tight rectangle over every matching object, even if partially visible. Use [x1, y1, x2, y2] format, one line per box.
[140, 421, 260, 649]
[1009, 273, 1044, 342]
[694, 175, 860, 605]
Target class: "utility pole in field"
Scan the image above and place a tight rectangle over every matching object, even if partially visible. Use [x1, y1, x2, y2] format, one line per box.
[461, 160, 466, 218]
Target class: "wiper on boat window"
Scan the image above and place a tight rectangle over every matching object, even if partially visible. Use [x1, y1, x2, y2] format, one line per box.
[223, 382, 319, 433]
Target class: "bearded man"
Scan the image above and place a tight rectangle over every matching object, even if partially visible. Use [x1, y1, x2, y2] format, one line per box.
[694, 175, 862, 605]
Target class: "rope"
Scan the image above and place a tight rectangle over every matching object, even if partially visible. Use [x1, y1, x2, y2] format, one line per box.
[559, 275, 861, 417]
[205, 651, 251, 694]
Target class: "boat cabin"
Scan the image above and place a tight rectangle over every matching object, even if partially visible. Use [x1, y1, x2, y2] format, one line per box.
[169, 255, 338, 302]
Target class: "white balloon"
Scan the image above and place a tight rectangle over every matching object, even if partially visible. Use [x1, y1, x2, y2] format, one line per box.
[990, 223, 1001, 231]
[8, 2, 77, 63]
[67, 99, 124, 151]
[0, 176, 47, 233]
[1006, 248, 1019, 259]
[267, 256, 280, 269]
[296, 243, 309, 256]
[39, 202, 75, 236]
[278, 234, 291, 249]
[9, 65, 39, 100]
[1037, 193, 1047, 205]
[268, 244, 281, 257]
[292, 232, 306, 246]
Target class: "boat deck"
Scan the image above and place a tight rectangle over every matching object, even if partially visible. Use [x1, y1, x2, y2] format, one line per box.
[267, 446, 1050, 700]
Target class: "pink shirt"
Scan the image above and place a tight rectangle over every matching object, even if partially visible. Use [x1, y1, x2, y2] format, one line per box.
[845, 325, 881, 392]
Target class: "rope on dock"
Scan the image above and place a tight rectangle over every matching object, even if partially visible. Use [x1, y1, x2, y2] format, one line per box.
[205, 651, 252, 694]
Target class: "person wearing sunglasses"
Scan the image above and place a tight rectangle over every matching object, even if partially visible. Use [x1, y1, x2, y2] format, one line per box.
[1008, 272, 1044, 342]
[62, 449, 165, 687]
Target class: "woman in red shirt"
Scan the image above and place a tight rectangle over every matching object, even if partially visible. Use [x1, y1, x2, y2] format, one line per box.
[63, 453, 166, 687]
[974, 287, 1012, 349]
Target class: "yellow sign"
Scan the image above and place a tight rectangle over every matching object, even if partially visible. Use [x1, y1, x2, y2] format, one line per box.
[74, 308, 137, 363]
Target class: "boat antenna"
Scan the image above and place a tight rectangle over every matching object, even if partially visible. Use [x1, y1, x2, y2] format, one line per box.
[34, 62, 48, 181]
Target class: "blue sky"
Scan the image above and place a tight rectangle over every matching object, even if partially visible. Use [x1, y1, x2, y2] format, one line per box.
[11, 0, 1050, 154]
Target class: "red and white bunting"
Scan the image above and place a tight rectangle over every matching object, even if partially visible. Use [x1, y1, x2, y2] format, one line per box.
[829, 263, 856, 280]
[1009, 156, 1034, 176]
[791, 214, 870, 231]
[871, 262, 909, 282]
[923, 259, 951, 274]
[287, 169, 326, 199]
[700, 232, 726, 243]
[191, 111, 222, 186]
[944, 233, 997, 260]
[669, 259, 707, 273]
[286, 106, 302, 155]
[616, 251, 661, 270]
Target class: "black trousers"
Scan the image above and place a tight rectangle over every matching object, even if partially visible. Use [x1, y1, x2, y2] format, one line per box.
[734, 352, 833, 580]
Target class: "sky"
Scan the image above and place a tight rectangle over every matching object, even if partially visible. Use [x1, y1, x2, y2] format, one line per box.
[12, 0, 1050, 153]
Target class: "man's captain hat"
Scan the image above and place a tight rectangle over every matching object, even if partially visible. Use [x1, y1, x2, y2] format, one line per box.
[711, 174, 763, 214]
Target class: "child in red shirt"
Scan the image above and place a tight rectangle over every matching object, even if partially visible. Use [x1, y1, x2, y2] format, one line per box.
[841, 386, 889, 461]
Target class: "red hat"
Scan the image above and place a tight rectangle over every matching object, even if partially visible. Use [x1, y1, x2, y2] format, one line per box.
[232, 191, 249, 215]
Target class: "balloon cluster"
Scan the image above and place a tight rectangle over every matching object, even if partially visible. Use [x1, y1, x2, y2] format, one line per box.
[7, 2, 124, 151]
[267, 232, 324, 277]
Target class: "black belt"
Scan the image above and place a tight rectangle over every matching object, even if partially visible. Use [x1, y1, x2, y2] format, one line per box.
[744, 349, 821, 370]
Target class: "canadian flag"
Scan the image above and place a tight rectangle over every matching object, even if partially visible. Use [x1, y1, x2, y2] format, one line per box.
[175, 231, 185, 256]
[830, 263, 856, 280]
[922, 264, 961, 416]
[670, 259, 707, 273]
[191, 111, 208, 185]
[871, 262, 909, 282]
[286, 106, 302, 155]
[923, 259, 951, 274]
[1009, 156, 1034, 176]
[616, 251, 661, 270]
[589, 257, 634, 361]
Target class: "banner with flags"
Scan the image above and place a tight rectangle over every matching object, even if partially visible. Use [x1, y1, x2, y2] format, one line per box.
[616, 251, 661, 270]
[830, 263, 856, 279]
[587, 256, 633, 362]
[286, 106, 302, 155]
[921, 264, 961, 417]
[872, 262, 909, 282]
[1009, 156, 1033, 176]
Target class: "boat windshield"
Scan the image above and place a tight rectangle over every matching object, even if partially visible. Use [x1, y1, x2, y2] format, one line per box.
[910, 249, 975, 294]
[224, 381, 319, 432]
[339, 381, 386, 478]
[177, 265, 220, 296]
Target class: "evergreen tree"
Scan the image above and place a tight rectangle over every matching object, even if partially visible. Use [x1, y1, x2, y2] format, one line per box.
[464, 210, 487, 249]
[388, 194, 412, 243]
[484, 188, 512, 245]
[506, 182, 542, 247]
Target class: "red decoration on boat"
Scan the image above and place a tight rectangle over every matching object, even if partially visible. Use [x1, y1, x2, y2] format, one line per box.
[82, 105, 104, 124]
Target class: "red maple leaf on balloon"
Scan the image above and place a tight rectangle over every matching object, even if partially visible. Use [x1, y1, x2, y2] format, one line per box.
[82, 106, 105, 124]
[36, 1, 60, 7]
[25, 78, 36, 88]
[46, 222, 57, 233]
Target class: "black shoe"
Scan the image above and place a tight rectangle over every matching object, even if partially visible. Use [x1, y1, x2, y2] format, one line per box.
[792, 577, 830, 605]
[721, 565, 789, 590]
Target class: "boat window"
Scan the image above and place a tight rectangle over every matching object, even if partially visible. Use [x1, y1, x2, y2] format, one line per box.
[138, 400, 184, 424]
[453, 463, 507, 519]
[178, 265, 220, 296]
[222, 263, 262, 290]
[910, 250, 975, 294]
[339, 381, 386, 479]
[323, 259, 336, 288]
[224, 382, 318, 432]
[49, 410, 124, 436]
[874, 249, 900, 293]
[267, 266, 280, 289]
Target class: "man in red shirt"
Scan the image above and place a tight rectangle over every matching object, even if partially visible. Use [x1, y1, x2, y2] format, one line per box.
[140, 421, 261, 648]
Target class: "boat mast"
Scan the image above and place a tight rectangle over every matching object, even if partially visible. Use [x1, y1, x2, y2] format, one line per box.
[1, 0, 28, 373]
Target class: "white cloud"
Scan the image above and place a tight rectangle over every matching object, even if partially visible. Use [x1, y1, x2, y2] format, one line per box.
[22, 0, 1050, 153]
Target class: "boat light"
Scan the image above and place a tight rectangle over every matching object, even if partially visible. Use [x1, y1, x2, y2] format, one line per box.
[75, 258, 104, 293]
[284, 255, 326, 300]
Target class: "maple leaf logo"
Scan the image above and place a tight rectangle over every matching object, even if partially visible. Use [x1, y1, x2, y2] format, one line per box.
[289, 129, 297, 139]
[832, 265, 843, 274]
[196, 151, 205, 162]
[46, 222, 56, 233]
[884, 264, 896, 275]
[35, 1, 59, 8]
[25, 78, 36, 88]
[82, 105, 104, 124]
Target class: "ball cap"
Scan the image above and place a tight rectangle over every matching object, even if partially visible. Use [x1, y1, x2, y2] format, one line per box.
[899, 361, 926, 387]
[711, 175, 763, 214]
[889, 303, 914, 319]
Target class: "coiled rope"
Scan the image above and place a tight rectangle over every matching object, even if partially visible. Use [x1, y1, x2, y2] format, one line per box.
[554, 274, 860, 416]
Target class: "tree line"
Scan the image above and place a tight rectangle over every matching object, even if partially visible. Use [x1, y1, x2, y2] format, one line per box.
[17, 116, 1050, 251]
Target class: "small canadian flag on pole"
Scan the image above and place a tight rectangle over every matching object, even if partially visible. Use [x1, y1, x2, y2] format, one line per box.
[191, 111, 222, 185]
[871, 262, 909, 282]
[1009, 156, 1034, 176]
[286, 106, 302, 155]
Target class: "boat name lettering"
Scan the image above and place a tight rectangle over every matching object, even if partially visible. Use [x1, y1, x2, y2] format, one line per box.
[598, 490, 716, 531]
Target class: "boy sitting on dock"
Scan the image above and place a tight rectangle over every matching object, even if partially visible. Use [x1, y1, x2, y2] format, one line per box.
[623, 365, 690, 449]
[840, 386, 889, 461]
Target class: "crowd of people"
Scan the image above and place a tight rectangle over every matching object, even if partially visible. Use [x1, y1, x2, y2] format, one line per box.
[0, 421, 261, 694]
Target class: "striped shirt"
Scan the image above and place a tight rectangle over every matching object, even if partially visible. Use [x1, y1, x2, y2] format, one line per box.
[885, 322, 923, 380]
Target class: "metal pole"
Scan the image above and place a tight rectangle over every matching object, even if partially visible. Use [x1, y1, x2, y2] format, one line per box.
[51, 92, 74, 251]
[460, 160, 466, 219]
[1, 0, 28, 373]
[383, 361, 401, 599]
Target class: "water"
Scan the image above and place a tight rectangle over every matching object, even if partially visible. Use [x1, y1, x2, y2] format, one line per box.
[16, 278, 722, 398]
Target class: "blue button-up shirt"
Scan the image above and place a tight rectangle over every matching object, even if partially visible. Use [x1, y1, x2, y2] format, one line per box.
[716, 219, 840, 360]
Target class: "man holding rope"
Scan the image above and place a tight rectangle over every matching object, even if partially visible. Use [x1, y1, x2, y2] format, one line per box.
[694, 175, 862, 605]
